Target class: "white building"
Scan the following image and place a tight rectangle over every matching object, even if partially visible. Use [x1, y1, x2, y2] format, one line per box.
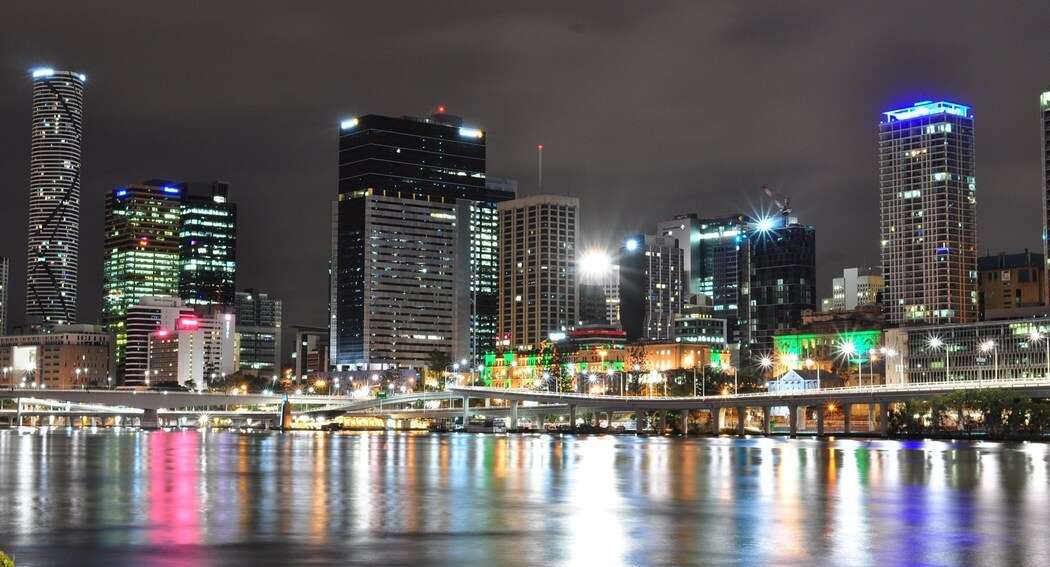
[823, 267, 883, 311]
[148, 311, 237, 388]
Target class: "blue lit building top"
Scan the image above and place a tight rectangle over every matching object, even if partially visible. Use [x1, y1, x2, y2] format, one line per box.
[882, 100, 971, 123]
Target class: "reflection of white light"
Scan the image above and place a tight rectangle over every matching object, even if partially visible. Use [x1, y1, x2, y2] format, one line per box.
[458, 127, 483, 138]
[340, 117, 359, 130]
[625, 238, 639, 252]
[580, 249, 612, 277]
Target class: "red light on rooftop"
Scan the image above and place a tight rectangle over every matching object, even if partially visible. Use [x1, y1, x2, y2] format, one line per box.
[437, 105, 446, 113]
[155, 329, 170, 338]
[537, 144, 544, 150]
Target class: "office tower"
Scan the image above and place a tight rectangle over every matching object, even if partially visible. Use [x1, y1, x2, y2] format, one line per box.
[579, 259, 621, 327]
[880, 100, 977, 325]
[673, 303, 728, 347]
[235, 289, 282, 376]
[658, 214, 702, 296]
[0, 257, 8, 334]
[578, 284, 609, 325]
[148, 311, 236, 387]
[619, 234, 685, 341]
[331, 111, 514, 369]
[978, 250, 1045, 317]
[498, 195, 580, 350]
[102, 181, 183, 376]
[123, 296, 196, 387]
[25, 68, 86, 328]
[693, 215, 750, 343]
[292, 325, 329, 380]
[178, 181, 236, 308]
[741, 215, 816, 356]
[823, 267, 883, 311]
[1042, 90, 1050, 304]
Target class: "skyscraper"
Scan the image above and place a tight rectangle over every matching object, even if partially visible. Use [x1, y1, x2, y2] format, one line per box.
[102, 181, 183, 377]
[879, 100, 977, 326]
[740, 215, 816, 357]
[25, 68, 86, 328]
[498, 195, 579, 349]
[331, 111, 514, 370]
[1041, 90, 1050, 305]
[235, 289, 282, 376]
[693, 214, 750, 343]
[658, 214, 701, 296]
[178, 181, 237, 308]
[619, 234, 685, 341]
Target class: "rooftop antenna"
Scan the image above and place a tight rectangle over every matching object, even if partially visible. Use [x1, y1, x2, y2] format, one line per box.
[537, 144, 544, 191]
[762, 185, 791, 216]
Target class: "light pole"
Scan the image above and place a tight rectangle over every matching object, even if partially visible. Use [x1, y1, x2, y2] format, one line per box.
[928, 336, 948, 383]
[1030, 330, 1049, 380]
[838, 340, 860, 386]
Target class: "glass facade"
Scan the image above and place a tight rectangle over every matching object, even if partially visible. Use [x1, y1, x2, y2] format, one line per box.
[102, 181, 182, 374]
[178, 182, 236, 308]
[332, 112, 514, 369]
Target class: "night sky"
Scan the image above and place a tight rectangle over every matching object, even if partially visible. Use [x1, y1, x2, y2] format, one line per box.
[2, 2, 1049, 333]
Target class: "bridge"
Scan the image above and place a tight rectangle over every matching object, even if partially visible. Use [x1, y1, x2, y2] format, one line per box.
[449, 378, 1050, 436]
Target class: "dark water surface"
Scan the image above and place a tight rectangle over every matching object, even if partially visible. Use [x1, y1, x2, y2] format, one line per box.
[0, 429, 1047, 566]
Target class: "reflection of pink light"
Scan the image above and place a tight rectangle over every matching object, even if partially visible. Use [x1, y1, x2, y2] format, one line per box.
[177, 317, 199, 330]
[149, 432, 201, 547]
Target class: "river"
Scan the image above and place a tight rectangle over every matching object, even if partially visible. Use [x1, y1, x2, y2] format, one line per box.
[0, 429, 1047, 566]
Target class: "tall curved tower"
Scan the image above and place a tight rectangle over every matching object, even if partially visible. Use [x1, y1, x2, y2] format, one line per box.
[25, 68, 86, 328]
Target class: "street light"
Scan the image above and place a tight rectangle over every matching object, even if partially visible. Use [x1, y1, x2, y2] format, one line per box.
[838, 340, 861, 386]
[979, 340, 998, 385]
[1030, 330, 1050, 380]
[928, 336, 949, 383]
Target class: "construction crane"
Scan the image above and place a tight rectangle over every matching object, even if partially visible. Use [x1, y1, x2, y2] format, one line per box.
[762, 185, 791, 216]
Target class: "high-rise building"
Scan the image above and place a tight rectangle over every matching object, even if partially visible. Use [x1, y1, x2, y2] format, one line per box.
[880, 100, 977, 326]
[235, 289, 282, 376]
[579, 260, 621, 327]
[123, 297, 196, 387]
[578, 283, 609, 326]
[0, 257, 8, 334]
[292, 325, 330, 381]
[822, 267, 883, 311]
[619, 234, 685, 341]
[658, 214, 702, 296]
[148, 311, 237, 388]
[741, 215, 816, 357]
[25, 68, 86, 328]
[1041, 90, 1050, 304]
[331, 111, 514, 369]
[693, 215, 750, 343]
[102, 181, 183, 376]
[178, 181, 236, 308]
[498, 195, 579, 350]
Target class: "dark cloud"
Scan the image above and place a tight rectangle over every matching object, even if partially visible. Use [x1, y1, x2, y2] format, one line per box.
[1, 1, 1049, 331]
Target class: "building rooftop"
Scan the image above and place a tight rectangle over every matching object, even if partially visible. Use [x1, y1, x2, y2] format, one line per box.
[882, 100, 971, 122]
[978, 250, 1044, 271]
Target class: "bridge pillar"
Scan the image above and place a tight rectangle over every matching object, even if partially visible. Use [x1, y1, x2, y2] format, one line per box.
[815, 405, 825, 437]
[510, 400, 519, 429]
[736, 407, 746, 436]
[141, 408, 160, 430]
[679, 410, 689, 435]
[569, 405, 577, 432]
[711, 408, 722, 435]
[280, 399, 293, 430]
[868, 403, 876, 431]
[462, 397, 471, 426]
[842, 404, 852, 435]
[635, 410, 646, 435]
[762, 406, 772, 435]
[788, 405, 798, 437]
[658, 411, 667, 434]
[15, 398, 22, 427]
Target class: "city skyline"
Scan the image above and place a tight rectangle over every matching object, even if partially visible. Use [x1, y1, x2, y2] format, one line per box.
[2, 3, 1050, 335]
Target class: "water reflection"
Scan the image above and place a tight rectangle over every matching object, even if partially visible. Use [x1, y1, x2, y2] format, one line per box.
[0, 430, 1047, 566]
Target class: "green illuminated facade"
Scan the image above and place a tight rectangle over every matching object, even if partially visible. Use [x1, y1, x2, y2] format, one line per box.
[102, 181, 183, 372]
[773, 329, 882, 367]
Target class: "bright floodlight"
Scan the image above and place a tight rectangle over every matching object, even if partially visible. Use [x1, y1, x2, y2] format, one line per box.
[754, 216, 777, 232]
[580, 249, 612, 277]
[980, 340, 995, 353]
[625, 238, 640, 252]
[1031, 330, 1044, 342]
[839, 340, 857, 356]
[759, 356, 773, 368]
[928, 336, 944, 349]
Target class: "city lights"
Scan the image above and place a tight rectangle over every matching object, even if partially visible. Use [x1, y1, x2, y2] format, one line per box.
[579, 249, 612, 277]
